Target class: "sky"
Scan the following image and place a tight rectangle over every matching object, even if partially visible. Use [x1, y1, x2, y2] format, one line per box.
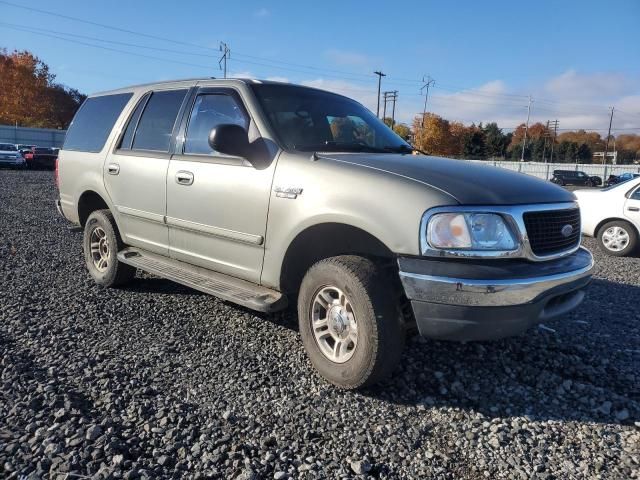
[1, 0, 639, 134]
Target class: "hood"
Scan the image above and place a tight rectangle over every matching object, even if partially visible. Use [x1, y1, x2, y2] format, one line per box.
[320, 153, 575, 205]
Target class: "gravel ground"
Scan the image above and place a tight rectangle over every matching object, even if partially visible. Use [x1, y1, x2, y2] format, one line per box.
[0, 169, 638, 480]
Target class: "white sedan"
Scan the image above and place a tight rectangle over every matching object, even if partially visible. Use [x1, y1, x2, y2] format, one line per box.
[574, 177, 640, 256]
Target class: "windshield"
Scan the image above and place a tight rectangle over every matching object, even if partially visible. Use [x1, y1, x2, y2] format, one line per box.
[0, 144, 17, 151]
[250, 84, 411, 153]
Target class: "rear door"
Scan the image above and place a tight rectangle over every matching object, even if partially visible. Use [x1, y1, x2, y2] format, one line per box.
[104, 88, 190, 255]
[165, 87, 276, 283]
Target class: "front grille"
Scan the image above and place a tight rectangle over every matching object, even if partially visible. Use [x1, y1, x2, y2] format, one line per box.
[523, 208, 581, 256]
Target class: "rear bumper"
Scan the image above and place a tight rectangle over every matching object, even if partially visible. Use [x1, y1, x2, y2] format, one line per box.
[398, 247, 594, 341]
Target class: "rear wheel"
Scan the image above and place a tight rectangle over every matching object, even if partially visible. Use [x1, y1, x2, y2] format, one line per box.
[298, 256, 405, 389]
[597, 220, 638, 256]
[83, 209, 135, 287]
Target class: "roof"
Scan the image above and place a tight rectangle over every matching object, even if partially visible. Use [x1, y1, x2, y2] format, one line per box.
[89, 77, 349, 99]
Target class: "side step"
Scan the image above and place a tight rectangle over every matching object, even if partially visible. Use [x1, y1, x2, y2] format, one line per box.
[117, 247, 286, 313]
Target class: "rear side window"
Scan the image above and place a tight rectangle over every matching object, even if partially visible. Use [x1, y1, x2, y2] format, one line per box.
[63, 93, 133, 152]
[131, 89, 187, 152]
[119, 93, 150, 150]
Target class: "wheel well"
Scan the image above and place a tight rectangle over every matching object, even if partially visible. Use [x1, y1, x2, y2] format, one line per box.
[77, 191, 109, 227]
[594, 217, 639, 237]
[279, 223, 394, 294]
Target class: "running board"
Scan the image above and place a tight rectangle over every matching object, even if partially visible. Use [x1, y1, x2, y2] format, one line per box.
[117, 247, 286, 313]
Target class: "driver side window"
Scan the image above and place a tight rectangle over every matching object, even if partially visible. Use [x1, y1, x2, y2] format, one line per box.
[631, 187, 640, 201]
[184, 93, 248, 155]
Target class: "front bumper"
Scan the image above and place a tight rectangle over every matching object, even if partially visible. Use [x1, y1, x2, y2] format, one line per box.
[399, 247, 594, 341]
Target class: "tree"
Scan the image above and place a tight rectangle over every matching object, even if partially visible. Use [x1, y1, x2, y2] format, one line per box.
[462, 125, 486, 159]
[483, 122, 508, 159]
[393, 123, 411, 140]
[0, 49, 85, 128]
[412, 114, 453, 156]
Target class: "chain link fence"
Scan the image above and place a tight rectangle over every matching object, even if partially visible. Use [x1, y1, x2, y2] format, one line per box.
[0, 124, 66, 148]
[463, 159, 640, 182]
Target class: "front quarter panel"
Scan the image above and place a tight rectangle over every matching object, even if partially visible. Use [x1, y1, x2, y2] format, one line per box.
[260, 152, 458, 289]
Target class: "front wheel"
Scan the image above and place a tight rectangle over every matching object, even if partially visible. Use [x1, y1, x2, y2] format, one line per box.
[83, 209, 135, 287]
[597, 220, 638, 256]
[298, 256, 405, 389]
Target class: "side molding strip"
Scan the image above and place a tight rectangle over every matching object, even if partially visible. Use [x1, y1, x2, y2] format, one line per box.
[165, 216, 264, 246]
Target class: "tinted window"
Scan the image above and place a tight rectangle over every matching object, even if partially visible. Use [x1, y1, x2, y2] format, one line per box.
[132, 89, 187, 152]
[184, 94, 248, 155]
[0, 144, 17, 151]
[63, 93, 133, 152]
[119, 93, 149, 150]
[631, 187, 640, 200]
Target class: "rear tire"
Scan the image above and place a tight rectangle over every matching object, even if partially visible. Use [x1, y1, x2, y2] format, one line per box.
[83, 209, 135, 287]
[597, 220, 638, 257]
[298, 256, 405, 389]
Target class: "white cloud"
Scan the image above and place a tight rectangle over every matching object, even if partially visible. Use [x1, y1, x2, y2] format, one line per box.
[544, 70, 631, 100]
[254, 7, 270, 17]
[324, 49, 371, 67]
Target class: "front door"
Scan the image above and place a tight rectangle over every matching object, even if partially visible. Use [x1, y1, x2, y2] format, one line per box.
[624, 184, 640, 230]
[104, 88, 189, 255]
[166, 88, 276, 283]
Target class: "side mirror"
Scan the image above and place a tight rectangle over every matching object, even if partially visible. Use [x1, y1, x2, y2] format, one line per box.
[208, 124, 251, 159]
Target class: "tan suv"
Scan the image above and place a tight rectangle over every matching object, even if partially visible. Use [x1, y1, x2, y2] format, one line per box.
[57, 78, 594, 388]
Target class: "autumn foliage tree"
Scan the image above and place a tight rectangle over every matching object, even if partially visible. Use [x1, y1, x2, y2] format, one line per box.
[0, 48, 86, 129]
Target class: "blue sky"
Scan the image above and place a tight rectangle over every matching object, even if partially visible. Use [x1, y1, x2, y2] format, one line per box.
[1, 0, 639, 132]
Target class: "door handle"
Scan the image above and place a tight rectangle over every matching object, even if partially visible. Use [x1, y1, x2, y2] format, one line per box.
[107, 163, 120, 175]
[628, 206, 639, 212]
[175, 170, 194, 186]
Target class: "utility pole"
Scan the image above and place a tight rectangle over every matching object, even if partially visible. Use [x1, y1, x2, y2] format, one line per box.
[383, 91, 398, 128]
[548, 119, 559, 163]
[374, 71, 386, 118]
[420, 76, 435, 127]
[391, 90, 398, 128]
[219, 42, 230, 78]
[603, 107, 615, 165]
[520, 96, 532, 162]
[542, 120, 550, 163]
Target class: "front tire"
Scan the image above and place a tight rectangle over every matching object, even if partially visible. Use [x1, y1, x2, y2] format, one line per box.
[298, 256, 405, 389]
[83, 209, 135, 287]
[597, 220, 638, 256]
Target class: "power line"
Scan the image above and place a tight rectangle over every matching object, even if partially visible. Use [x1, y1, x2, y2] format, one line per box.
[0, 21, 213, 58]
[0, 24, 212, 70]
[0, 0, 217, 51]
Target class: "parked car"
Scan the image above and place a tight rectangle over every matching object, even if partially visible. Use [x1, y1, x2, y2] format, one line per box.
[0, 143, 26, 168]
[604, 172, 640, 186]
[56, 79, 594, 388]
[551, 170, 601, 187]
[574, 177, 640, 256]
[16, 144, 35, 155]
[24, 146, 58, 169]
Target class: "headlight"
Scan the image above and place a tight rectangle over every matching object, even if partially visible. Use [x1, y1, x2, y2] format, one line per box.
[427, 213, 517, 250]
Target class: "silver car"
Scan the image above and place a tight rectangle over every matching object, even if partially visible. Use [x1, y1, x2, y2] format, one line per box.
[56, 78, 594, 388]
[0, 143, 25, 168]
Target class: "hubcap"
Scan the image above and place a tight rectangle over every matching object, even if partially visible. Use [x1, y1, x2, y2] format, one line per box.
[602, 226, 629, 252]
[311, 286, 357, 363]
[90, 227, 110, 272]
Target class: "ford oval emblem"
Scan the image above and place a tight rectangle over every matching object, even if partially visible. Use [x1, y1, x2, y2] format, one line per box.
[561, 224, 574, 237]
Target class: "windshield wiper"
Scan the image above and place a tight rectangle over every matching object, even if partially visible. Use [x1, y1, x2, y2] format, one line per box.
[381, 144, 429, 155]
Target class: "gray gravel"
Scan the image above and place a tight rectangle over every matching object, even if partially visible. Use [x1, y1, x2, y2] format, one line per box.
[1, 169, 639, 479]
